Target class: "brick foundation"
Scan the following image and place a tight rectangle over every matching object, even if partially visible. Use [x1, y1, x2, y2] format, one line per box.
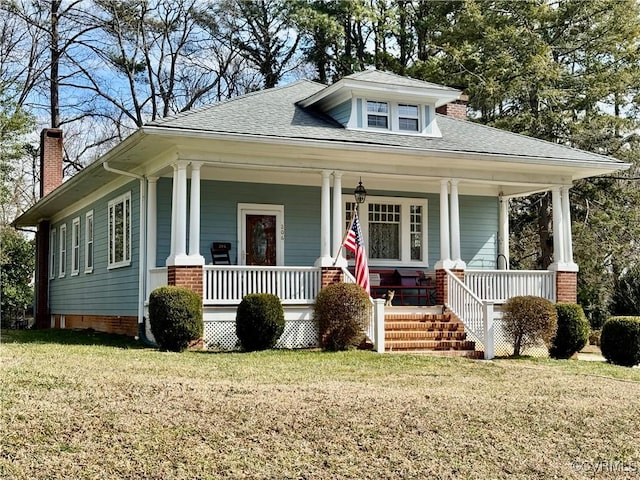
[321, 267, 344, 288]
[436, 269, 465, 306]
[53, 314, 138, 337]
[167, 265, 203, 297]
[556, 271, 577, 303]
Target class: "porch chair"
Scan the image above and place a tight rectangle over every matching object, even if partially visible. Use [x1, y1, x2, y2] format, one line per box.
[210, 242, 232, 265]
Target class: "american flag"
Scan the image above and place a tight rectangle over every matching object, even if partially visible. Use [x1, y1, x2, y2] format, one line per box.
[343, 211, 370, 294]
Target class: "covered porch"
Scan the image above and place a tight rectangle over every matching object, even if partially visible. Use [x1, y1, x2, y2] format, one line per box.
[142, 140, 582, 358]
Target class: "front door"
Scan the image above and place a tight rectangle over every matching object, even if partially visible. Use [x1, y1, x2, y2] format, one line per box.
[238, 204, 284, 266]
[246, 214, 276, 265]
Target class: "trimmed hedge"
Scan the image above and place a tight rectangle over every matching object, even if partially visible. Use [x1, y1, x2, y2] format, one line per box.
[503, 296, 557, 356]
[600, 316, 640, 367]
[149, 286, 203, 352]
[236, 294, 285, 351]
[314, 283, 370, 351]
[549, 303, 590, 359]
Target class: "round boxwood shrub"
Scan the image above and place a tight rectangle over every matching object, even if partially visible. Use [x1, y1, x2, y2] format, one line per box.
[549, 303, 590, 359]
[600, 316, 640, 367]
[236, 293, 285, 351]
[314, 282, 370, 351]
[149, 286, 203, 352]
[503, 296, 557, 356]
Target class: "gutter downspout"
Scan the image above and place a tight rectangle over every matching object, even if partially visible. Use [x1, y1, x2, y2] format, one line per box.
[103, 162, 155, 347]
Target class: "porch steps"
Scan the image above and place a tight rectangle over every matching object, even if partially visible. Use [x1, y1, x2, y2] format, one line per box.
[384, 311, 484, 359]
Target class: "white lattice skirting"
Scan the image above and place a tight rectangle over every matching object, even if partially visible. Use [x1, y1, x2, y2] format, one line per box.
[203, 306, 319, 351]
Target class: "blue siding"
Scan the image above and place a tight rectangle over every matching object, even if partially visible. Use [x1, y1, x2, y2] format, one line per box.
[49, 180, 140, 316]
[460, 196, 498, 269]
[155, 180, 497, 270]
[156, 179, 321, 267]
[326, 100, 351, 126]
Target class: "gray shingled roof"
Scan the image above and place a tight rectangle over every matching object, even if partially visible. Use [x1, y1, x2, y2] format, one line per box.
[345, 69, 460, 92]
[147, 80, 622, 165]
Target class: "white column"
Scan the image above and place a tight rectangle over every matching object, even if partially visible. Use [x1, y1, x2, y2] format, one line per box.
[147, 177, 158, 271]
[315, 170, 333, 266]
[168, 165, 178, 263]
[167, 161, 189, 265]
[332, 171, 347, 267]
[449, 179, 464, 269]
[561, 186, 578, 271]
[498, 195, 510, 270]
[436, 179, 451, 269]
[550, 187, 565, 270]
[188, 162, 205, 265]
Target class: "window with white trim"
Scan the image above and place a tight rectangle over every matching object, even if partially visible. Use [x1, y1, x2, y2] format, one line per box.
[85, 210, 94, 273]
[59, 224, 67, 278]
[367, 101, 389, 129]
[49, 228, 56, 280]
[108, 192, 131, 269]
[398, 104, 419, 132]
[71, 217, 80, 275]
[363, 100, 426, 134]
[345, 196, 428, 266]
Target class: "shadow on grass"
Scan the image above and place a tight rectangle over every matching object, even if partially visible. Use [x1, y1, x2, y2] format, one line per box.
[0, 328, 144, 349]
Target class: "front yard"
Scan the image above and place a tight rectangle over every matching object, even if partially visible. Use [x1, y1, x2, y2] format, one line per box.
[1, 329, 639, 479]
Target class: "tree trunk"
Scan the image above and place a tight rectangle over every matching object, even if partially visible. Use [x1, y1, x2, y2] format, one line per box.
[50, 0, 61, 128]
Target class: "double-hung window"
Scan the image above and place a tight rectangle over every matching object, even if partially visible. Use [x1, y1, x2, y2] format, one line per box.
[71, 217, 80, 275]
[85, 211, 94, 273]
[367, 101, 389, 129]
[398, 104, 419, 132]
[49, 228, 56, 280]
[345, 196, 427, 265]
[108, 192, 131, 269]
[59, 224, 67, 278]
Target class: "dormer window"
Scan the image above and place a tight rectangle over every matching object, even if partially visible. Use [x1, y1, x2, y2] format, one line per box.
[367, 101, 389, 129]
[398, 104, 419, 132]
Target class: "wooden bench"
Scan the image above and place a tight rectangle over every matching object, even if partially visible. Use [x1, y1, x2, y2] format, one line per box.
[367, 269, 437, 306]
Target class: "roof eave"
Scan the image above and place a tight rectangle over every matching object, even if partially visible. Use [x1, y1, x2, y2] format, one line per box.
[144, 125, 630, 176]
[13, 130, 148, 227]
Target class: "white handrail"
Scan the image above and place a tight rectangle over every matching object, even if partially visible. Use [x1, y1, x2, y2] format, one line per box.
[341, 267, 384, 353]
[445, 268, 494, 359]
[203, 266, 321, 305]
[465, 269, 556, 303]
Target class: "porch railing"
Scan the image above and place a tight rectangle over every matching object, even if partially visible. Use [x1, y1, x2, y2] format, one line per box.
[203, 266, 321, 305]
[148, 267, 168, 297]
[465, 270, 556, 303]
[446, 268, 494, 359]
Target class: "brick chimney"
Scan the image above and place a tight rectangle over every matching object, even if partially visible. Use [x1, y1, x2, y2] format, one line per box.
[436, 95, 469, 120]
[40, 128, 63, 198]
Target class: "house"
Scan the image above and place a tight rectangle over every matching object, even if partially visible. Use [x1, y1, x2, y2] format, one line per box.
[14, 70, 629, 358]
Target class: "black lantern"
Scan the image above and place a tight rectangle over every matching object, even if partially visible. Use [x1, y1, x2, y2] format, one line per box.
[354, 178, 367, 204]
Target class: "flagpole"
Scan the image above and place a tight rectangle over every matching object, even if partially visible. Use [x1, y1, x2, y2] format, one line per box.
[332, 206, 357, 266]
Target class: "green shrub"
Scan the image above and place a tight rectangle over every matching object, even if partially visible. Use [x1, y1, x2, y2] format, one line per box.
[149, 286, 203, 352]
[549, 303, 590, 359]
[503, 296, 557, 356]
[314, 283, 370, 351]
[600, 316, 640, 367]
[236, 294, 285, 351]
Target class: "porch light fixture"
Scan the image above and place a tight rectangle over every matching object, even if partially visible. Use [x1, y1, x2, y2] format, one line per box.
[354, 178, 367, 205]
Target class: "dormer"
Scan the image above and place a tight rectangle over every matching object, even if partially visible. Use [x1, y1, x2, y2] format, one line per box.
[298, 70, 462, 138]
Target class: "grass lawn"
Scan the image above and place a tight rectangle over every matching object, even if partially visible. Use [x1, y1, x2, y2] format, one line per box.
[1, 329, 639, 480]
